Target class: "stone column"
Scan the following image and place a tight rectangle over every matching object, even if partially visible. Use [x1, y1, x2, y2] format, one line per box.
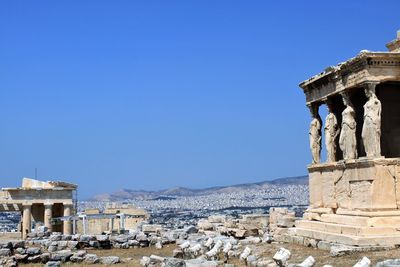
[22, 204, 32, 239]
[339, 92, 358, 160]
[82, 215, 87, 235]
[119, 213, 125, 232]
[63, 204, 72, 235]
[324, 99, 339, 162]
[308, 103, 322, 164]
[109, 218, 114, 232]
[362, 82, 382, 158]
[44, 204, 53, 232]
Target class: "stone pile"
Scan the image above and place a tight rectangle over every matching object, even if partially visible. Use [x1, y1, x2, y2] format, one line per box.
[197, 213, 269, 239]
[141, 238, 383, 267]
[140, 229, 283, 267]
[25, 224, 181, 252]
[0, 236, 123, 266]
[269, 208, 296, 242]
[0, 222, 200, 266]
[136, 213, 382, 267]
[6, 224, 185, 267]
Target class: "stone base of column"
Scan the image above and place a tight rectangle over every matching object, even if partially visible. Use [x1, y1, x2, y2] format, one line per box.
[287, 214, 400, 247]
[284, 158, 400, 249]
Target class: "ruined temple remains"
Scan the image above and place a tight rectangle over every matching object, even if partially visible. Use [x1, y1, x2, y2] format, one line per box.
[60, 204, 149, 235]
[0, 178, 77, 239]
[293, 31, 400, 246]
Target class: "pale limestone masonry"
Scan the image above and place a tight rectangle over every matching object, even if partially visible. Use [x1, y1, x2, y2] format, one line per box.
[269, 207, 296, 242]
[294, 32, 400, 247]
[72, 204, 148, 235]
[0, 178, 77, 239]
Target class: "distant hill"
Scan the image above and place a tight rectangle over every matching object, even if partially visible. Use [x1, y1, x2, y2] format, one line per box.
[89, 175, 308, 202]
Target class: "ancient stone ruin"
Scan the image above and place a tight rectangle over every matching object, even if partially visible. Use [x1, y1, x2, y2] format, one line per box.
[292, 31, 400, 247]
[57, 203, 148, 236]
[0, 178, 77, 239]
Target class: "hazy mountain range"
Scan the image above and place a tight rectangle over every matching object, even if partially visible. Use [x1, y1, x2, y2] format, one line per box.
[90, 175, 308, 202]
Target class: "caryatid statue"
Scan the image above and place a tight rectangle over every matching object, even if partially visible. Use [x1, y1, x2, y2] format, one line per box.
[362, 83, 382, 158]
[324, 100, 340, 162]
[339, 92, 358, 160]
[308, 104, 322, 164]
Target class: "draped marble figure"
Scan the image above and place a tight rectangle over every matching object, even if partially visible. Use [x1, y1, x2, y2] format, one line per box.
[339, 93, 357, 160]
[309, 105, 322, 164]
[324, 102, 339, 162]
[362, 85, 382, 158]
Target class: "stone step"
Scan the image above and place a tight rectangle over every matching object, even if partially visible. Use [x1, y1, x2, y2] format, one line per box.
[292, 227, 400, 246]
[319, 214, 370, 227]
[295, 220, 400, 236]
[303, 213, 400, 228]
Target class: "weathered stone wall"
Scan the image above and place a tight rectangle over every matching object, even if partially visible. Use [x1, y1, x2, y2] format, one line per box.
[308, 158, 400, 211]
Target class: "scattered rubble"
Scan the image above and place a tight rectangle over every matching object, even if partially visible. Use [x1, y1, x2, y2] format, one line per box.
[0, 209, 397, 266]
[273, 247, 291, 267]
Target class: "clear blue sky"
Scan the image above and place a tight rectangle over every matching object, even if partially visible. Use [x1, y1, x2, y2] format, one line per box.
[0, 1, 398, 199]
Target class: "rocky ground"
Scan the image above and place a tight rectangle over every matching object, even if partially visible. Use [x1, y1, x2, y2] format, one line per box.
[19, 243, 400, 267]
[2, 209, 400, 266]
[22, 246, 176, 267]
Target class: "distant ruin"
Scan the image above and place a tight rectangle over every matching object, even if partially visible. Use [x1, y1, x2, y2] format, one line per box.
[292, 31, 400, 246]
[0, 178, 150, 240]
[0, 178, 77, 239]
[56, 204, 149, 235]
